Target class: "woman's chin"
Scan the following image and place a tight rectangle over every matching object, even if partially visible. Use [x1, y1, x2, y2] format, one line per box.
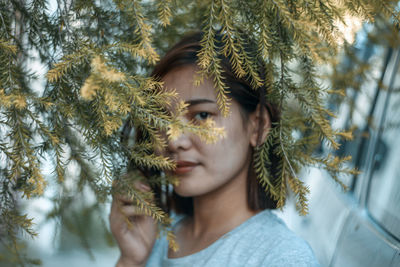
[174, 183, 206, 198]
[174, 187, 196, 197]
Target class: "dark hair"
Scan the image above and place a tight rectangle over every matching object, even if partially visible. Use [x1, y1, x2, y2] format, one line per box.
[128, 31, 280, 215]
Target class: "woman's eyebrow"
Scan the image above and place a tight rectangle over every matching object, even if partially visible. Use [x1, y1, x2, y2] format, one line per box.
[185, 99, 216, 106]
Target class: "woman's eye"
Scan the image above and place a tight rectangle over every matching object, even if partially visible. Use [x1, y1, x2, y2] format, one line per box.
[194, 112, 210, 121]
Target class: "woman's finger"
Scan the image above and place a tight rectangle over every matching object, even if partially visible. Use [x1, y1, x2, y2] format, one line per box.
[132, 180, 151, 192]
[119, 205, 143, 216]
[111, 194, 150, 220]
[114, 194, 134, 205]
[112, 178, 151, 202]
[110, 198, 127, 234]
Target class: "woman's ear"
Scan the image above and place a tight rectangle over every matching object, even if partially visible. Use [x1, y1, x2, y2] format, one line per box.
[249, 104, 271, 147]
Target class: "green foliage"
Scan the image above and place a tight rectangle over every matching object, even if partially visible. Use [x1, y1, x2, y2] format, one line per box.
[1, 0, 400, 264]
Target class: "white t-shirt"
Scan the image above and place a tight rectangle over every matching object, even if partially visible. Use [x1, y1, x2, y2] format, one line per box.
[146, 209, 319, 266]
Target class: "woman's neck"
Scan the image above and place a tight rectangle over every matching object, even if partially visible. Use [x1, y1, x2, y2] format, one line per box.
[169, 163, 259, 258]
[188, 171, 258, 238]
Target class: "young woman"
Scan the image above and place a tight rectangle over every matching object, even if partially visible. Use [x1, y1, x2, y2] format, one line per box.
[110, 32, 319, 267]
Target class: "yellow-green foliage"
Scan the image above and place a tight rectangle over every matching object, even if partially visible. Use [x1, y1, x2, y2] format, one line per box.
[1, 0, 400, 264]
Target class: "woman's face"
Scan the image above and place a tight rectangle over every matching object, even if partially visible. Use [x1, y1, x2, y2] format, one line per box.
[162, 65, 256, 198]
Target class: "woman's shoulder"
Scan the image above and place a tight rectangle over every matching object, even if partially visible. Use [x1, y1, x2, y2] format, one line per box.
[236, 209, 297, 238]
[230, 209, 320, 266]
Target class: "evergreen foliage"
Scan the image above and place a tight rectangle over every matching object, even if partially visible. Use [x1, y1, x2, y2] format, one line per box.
[0, 0, 399, 264]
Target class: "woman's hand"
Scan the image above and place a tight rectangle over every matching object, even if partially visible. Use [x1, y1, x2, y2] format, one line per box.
[109, 180, 158, 267]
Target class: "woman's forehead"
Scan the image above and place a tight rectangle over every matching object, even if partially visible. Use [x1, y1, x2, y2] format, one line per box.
[161, 65, 216, 101]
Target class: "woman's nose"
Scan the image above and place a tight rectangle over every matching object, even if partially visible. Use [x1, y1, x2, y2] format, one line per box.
[167, 130, 192, 152]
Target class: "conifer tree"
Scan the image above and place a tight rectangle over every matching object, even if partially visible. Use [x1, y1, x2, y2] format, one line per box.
[0, 0, 399, 264]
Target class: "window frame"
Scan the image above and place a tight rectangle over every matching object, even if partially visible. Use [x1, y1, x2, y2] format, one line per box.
[363, 47, 400, 242]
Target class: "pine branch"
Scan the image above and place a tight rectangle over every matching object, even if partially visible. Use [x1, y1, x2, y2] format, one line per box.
[197, 0, 231, 116]
[253, 138, 278, 199]
[156, 0, 173, 27]
[47, 48, 93, 83]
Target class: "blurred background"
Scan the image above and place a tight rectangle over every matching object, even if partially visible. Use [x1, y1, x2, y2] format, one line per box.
[279, 19, 400, 267]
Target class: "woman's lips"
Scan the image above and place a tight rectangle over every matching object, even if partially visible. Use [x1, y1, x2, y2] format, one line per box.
[174, 161, 198, 175]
